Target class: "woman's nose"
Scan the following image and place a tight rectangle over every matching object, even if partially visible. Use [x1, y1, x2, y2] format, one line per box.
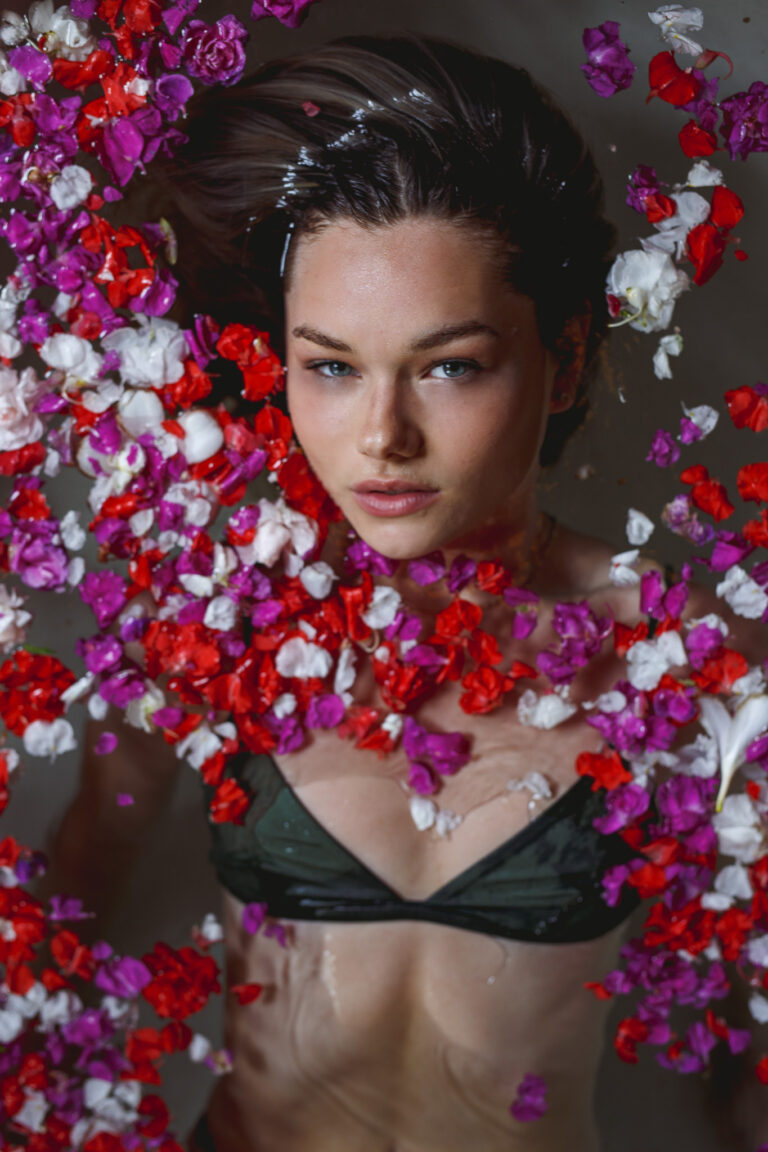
[356, 379, 422, 461]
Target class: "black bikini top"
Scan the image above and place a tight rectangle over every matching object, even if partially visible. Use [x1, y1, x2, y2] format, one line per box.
[205, 753, 641, 943]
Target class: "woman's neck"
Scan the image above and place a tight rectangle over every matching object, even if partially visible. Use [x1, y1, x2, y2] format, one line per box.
[323, 502, 557, 626]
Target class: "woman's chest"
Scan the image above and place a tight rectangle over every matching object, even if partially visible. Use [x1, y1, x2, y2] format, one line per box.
[269, 644, 625, 902]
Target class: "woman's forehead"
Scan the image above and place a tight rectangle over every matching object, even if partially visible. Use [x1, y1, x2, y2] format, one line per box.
[284, 216, 533, 339]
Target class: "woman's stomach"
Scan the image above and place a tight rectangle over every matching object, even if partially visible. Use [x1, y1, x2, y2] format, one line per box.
[204, 897, 625, 1152]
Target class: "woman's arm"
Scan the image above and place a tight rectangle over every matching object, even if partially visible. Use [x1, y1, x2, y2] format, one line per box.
[38, 709, 181, 934]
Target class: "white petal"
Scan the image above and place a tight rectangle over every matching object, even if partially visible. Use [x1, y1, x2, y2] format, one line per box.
[746, 933, 768, 968]
[203, 595, 238, 632]
[275, 636, 332, 680]
[0, 1007, 23, 1043]
[199, 912, 223, 943]
[508, 771, 553, 802]
[595, 690, 628, 714]
[272, 693, 296, 718]
[88, 693, 109, 721]
[517, 688, 577, 729]
[716, 566, 768, 620]
[626, 509, 654, 546]
[66, 556, 85, 586]
[435, 808, 462, 837]
[14, 1091, 47, 1134]
[685, 161, 724, 188]
[672, 732, 718, 778]
[682, 402, 718, 437]
[409, 796, 436, 831]
[300, 562, 336, 599]
[362, 585, 401, 630]
[712, 793, 767, 863]
[84, 1079, 112, 1110]
[612, 562, 641, 587]
[714, 862, 753, 901]
[50, 165, 92, 211]
[189, 1033, 212, 1062]
[748, 994, 768, 1024]
[732, 667, 767, 697]
[177, 409, 224, 465]
[381, 712, 403, 740]
[701, 893, 733, 911]
[626, 630, 687, 691]
[118, 388, 163, 438]
[701, 694, 768, 810]
[176, 723, 222, 770]
[333, 645, 357, 698]
[653, 345, 672, 380]
[22, 718, 76, 759]
[59, 510, 86, 551]
[129, 508, 154, 537]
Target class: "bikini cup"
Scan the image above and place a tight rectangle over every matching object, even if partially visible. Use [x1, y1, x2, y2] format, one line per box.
[204, 752, 641, 943]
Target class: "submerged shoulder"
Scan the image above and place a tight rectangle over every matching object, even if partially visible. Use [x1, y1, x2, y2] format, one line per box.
[543, 521, 766, 664]
[537, 520, 661, 614]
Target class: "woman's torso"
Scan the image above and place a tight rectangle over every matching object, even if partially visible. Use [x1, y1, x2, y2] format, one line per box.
[204, 530, 649, 1151]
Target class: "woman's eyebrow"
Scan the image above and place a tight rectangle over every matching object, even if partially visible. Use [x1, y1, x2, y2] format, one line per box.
[290, 324, 352, 352]
[290, 320, 500, 353]
[409, 321, 500, 351]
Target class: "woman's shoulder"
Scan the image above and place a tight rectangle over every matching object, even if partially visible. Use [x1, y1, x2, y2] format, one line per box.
[546, 520, 765, 664]
[537, 519, 661, 606]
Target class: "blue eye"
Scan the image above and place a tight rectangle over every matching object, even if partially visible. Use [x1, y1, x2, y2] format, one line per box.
[430, 360, 479, 380]
[310, 360, 355, 378]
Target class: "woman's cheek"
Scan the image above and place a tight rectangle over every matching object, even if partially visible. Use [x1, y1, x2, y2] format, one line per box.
[288, 392, 345, 491]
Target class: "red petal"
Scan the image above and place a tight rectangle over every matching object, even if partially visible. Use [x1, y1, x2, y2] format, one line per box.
[645, 192, 677, 222]
[613, 621, 649, 656]
[648, 51, 702, 106]
[689, 478, 734, 521]
[744, 509, 768, 548]
[231, 982, 263, 1005]
[691, 649, 749, 694]
[737, 462, 768, 504]
[575, 750, 633, 791]
[710, 185, 745, 230]
[52, 48, 114, 89]
[687, 220, 726, 286]
[725, 385, 768, 432]
[678, 120, 717, 158]
[680, 464, 710, 485]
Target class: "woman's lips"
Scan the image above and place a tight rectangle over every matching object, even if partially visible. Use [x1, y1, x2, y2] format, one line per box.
[351, 483, 440, 518]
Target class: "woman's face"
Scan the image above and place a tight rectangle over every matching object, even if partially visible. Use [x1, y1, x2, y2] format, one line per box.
[284, 215, 560, 561]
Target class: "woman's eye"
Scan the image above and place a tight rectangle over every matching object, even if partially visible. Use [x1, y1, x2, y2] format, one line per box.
[309, 360, 355, 379]
[429, 360, 479, 380]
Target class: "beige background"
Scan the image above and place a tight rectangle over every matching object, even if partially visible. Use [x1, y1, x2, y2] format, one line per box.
[2, 0, 767, 1145]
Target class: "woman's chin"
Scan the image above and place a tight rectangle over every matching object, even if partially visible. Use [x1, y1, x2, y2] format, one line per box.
[345, 514, 445, 563]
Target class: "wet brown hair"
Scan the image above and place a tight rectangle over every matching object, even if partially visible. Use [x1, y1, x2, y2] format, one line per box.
[156, 34, 616, 465]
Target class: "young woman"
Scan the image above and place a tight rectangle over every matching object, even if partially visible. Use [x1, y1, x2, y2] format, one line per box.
[47, 33, 761, 1152]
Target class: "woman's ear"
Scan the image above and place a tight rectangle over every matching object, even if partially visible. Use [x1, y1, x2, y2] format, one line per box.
[548, 309, 592, 414]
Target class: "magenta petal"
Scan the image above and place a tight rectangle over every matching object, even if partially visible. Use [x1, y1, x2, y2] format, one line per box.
[407, 552, 446, 586]
[242, 902, 268, 934]
[94, 732, 119, 756]
[8, 45, 52, 89]
[408, 761, 437, 795]
[305, 693, 345, 729]
[511, 611, 537, 639]
[510, 1073, 548, 1123]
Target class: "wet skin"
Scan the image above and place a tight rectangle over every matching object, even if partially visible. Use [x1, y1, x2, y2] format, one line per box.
[204, 218, 638, 1151]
